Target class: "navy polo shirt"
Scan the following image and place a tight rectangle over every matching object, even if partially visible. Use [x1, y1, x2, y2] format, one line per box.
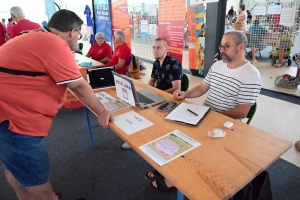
[151, 54, 182, 91]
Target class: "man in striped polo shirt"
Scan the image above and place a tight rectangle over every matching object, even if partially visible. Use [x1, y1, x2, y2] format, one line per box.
[174, 30, 261, 120]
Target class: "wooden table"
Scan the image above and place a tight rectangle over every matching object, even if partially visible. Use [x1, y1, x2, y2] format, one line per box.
[73, 52, 105, 80]
[86, 78, 292, 200]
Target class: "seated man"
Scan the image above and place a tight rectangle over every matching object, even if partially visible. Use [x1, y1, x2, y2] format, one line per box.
[145, 31, 261, 191]
[248, 20, 268, 64]
[122, 38, 182, 150]
[86, 32, 112, 64]
[148, 38, 182, 94]
[105, 30, 131, 74]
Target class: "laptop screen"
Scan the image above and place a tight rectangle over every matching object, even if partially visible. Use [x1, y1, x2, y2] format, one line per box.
[86, 67, 115, 89]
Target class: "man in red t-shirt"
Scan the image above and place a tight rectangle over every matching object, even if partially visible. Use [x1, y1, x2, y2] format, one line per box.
[0, 23, 10, 46]
[10, 6, 40, 38]
[106, 30, 131, 74]
[0, 10, 113, 200]
[86, 32, 112, 64]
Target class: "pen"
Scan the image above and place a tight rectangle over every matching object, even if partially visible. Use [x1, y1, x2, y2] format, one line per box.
[187, 109, 198, 116]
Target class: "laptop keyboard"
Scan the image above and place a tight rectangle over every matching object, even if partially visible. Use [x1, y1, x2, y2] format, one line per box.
[137, 92, 155, 104]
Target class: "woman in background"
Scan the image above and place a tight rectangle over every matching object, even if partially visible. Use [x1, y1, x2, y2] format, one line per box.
[86, 32, 112, 64]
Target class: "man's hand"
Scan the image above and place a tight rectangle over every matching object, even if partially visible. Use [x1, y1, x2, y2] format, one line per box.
[173, 90, 185, 100]
[98, 110, 114, 129]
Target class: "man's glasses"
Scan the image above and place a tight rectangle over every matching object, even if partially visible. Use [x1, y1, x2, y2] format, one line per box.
[74, 29, 82, 40]
[219, 43, 241, 51]
[96, 37, 104, 40]
[219, 45, 231, 51]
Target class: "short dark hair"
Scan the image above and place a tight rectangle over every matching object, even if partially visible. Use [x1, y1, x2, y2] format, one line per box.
[48, 9, 83, 32]
[8, 18, 12, 22]
[155, 38, 168, 47]
[240, 4, 245, 11]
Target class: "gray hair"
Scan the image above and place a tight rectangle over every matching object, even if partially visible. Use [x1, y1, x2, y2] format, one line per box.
[10, 6, 25, 18]
[95, 32, 104, 39]
[114, 30, 125, 41]
[224, 31, 247, 46]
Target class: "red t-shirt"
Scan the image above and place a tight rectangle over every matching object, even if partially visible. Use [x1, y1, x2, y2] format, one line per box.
[0, 23, 7, 46]
[106, 43, 131, 74]
[87, 42, 112, 64]
[10, 19, 40, 38]
[0, 30, 82, 136]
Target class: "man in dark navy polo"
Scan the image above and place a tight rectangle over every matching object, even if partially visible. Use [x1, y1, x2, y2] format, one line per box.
[148, 38, 182, 94]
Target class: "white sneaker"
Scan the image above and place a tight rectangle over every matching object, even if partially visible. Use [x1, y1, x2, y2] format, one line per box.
[122, 142, 131, 149]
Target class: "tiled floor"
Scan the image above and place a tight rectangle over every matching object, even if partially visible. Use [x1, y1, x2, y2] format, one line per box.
[80, 40, 300, 168]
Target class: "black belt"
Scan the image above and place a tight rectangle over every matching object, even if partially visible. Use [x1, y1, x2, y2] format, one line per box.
[0, 66, 46, 77]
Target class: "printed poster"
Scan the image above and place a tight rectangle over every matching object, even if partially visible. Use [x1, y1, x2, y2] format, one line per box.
[158, 0, 186, 63]
[187, 2, 205, 76]
[93, 0, 112, 43]
[139, 130, 201, 166]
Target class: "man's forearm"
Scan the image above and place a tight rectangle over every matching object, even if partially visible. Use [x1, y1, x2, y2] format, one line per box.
[185, 84, 206, 98]
[70, 81, 106, 116]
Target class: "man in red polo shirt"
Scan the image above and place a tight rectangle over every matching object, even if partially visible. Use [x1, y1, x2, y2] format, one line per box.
[105, 30, 131, 74]
[10, 6, 40, 38]
[0, 23, 10, 46]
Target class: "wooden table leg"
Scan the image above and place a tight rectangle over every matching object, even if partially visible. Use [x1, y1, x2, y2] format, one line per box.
[275, 47, 285, 68]
[251, 47, 258, 64]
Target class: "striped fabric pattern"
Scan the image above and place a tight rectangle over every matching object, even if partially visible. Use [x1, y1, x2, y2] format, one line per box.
[203, 61, 261, 113]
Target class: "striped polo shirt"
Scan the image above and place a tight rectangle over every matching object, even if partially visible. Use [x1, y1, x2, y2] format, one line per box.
[202, 60, 261, 113]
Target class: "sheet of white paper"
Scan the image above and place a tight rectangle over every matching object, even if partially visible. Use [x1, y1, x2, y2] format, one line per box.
[254, 6, 266, 16]
[113, 111, 154, 135]
[280, 7, 296, 27]
[113, 74, 136, 107]
[267, 5, 281, 15]
[95, 92, 116, 104]
[139, 130, 201, 166]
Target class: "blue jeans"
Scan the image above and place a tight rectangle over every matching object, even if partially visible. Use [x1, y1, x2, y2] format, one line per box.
[0, 120, 51, 187]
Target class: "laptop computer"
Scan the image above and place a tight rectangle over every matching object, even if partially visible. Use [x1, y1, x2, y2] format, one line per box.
[112, 71, 166, 109]
[86, 66, 115, 89]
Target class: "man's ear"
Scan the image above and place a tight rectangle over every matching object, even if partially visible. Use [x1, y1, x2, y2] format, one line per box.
[69, 28, 75, 38]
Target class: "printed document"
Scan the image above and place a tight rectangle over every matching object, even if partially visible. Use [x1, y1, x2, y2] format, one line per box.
[103, 100, 131, 113]
[113, 111, 154, 135]
[95, 92, 116, 104]
[139, 130, 201, 166]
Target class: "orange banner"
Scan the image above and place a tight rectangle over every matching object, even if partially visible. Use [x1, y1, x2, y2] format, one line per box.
[111, 0, 131, 48]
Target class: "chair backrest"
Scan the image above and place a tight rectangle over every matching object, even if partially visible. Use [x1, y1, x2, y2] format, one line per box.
[246, 102, 257, 125]
[181, 74, 189, 92]
[78, 43, 83, 51]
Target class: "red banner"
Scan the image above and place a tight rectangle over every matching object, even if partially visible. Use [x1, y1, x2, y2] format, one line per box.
[158, 0, 186, 63]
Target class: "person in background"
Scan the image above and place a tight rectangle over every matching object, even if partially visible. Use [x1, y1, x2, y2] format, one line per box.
[227, 6, 235, 27]
[234, 4, 247, 30]
[292, 53, 300, 79]
[86, 32, 112, 64]
[105, 30, 131, 74]
[1, 18, 6, 28]
[9, 6, 40, 38]
[0, 23, 10, 46]
[246, 10, 252, 24]
[0, 9, 113, 200]
[144, 31, 261, 191]
[248, 20, 268, 64]
[6, 18, 14, 36]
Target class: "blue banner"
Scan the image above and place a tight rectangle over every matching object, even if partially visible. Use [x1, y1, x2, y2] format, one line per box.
[44, 0, 56, 21]
[93, 0, 112, 43]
